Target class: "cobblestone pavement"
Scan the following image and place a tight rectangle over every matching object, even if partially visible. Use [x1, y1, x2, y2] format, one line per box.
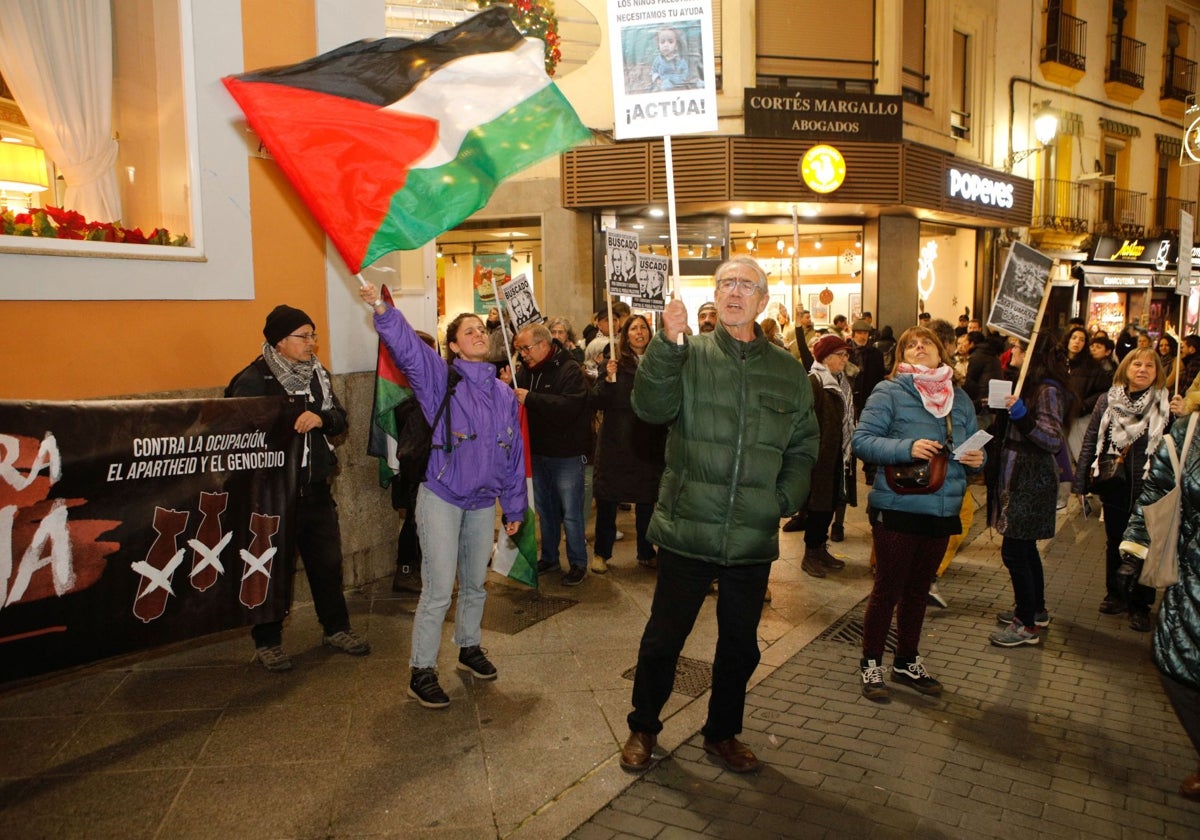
[573, 504, 1200, 840]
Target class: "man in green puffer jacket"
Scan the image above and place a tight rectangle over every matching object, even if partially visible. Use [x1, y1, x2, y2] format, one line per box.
[618, 257, 819, 775]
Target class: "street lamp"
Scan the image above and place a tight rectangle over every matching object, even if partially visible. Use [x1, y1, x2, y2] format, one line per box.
[1006, 101, 1058, 170]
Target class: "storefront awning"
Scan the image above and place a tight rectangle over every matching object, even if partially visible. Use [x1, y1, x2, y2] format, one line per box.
[1080, 265, 1153, 288]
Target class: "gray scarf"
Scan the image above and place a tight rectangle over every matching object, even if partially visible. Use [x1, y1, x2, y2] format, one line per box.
[811, 360, 855, 467]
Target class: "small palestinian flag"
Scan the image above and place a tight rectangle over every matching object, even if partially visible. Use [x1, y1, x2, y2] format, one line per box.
[222, 8, 590, 273]
[366, 284, 411, 488]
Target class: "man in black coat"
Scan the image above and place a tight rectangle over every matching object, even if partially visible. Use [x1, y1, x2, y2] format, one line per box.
[226, 305, 371, 671]
[963, 330, 1003, 416]
[514, 324, 592, 586]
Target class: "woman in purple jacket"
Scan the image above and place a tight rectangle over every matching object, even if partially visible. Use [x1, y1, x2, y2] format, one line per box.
[361, 283, 526, 710]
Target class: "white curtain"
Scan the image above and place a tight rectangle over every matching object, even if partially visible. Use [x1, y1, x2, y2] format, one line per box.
[0, 0, 122, 222]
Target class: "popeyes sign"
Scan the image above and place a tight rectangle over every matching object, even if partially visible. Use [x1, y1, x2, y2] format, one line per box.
[947, 167, 1015, 209]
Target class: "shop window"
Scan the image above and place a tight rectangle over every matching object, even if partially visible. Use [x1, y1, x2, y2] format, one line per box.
[755, 0, 874, 90]
[901, 0, 928, 106]
[0, 1, 193, 247]
[0, 1, 254, 302]
[951, 31, 971, 141]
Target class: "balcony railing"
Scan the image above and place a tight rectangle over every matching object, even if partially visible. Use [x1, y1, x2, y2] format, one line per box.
[1107, 34, 1146, 89]
[1041, 10, 1086, 71]
[1096, 186, 1147, 238]
[1031, 179, 1091, 234]
[1162, 53, 1197, 102]
[1151, 196, 1197, 237]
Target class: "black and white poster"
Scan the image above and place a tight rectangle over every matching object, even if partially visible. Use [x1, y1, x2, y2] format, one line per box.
[987, 242, 1053, 341]
[499, 272, 542, 332]
[634, 253, 669, 311]
[606, 229, 641, 295]
[0, 397, 303, 681]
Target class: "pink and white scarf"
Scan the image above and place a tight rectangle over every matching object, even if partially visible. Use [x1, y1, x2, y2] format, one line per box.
[896, 362, 954, 418]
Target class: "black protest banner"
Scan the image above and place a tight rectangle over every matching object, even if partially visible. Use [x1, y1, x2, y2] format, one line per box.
[986, 242, 1054, 341]
[0, 397, 303, 681]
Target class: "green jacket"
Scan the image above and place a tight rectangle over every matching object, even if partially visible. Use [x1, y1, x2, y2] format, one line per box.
[632, 322, 818, 565]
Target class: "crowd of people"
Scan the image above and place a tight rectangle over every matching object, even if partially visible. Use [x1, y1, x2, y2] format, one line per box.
[238, 263, 1200, 801]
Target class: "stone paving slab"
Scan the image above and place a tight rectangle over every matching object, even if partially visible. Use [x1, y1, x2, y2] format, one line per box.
[574, 504, 1200, 839]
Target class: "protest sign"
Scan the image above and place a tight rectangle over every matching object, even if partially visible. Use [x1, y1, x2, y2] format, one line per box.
[606, 229, 641, 295]
[607, 0, 718, 140]
[987, 242, 1053, 341]
[500, 272, 543, 332]
[0, 397, 302, 681]
[634, 253, 669, 311]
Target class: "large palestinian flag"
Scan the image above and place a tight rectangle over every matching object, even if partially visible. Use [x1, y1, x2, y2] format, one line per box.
[222, 8, 590, 273]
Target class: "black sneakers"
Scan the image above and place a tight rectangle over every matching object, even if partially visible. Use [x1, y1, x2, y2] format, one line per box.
[860, 658, 890, 702]
[456, 645, 498, 680]
[408, 667, 450, 709]
[891, 656, 942, 696]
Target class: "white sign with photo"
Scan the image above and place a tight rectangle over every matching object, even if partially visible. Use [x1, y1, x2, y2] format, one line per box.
[499, 273, 543, 332]
[606, 228, 641, 295]
[607, 0, 718, 140]
[634, 253, 669, 311]
[987, 242, 1053, 341]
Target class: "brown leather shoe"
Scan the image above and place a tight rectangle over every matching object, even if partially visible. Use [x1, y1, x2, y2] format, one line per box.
[800, 549, 826, 578]
[816, 545, 845, 570]
[619, 730, 656, 772]
[703, 737, 761, 773]
[1182, 771, 1200, 802]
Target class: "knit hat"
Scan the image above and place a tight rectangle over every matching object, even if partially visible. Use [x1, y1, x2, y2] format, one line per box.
[851, 319, 871, 333]
[263, 305, 315, 346]
[812, 334, 850, 362]
[697, 301, 717, 315]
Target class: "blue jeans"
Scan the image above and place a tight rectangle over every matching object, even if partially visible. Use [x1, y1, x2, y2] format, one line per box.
[532, 454, 588, 569]
[410, 484, 494, 669]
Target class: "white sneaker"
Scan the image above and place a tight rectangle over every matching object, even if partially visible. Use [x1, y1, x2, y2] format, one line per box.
[927, 581, 948, 608]
[590, 556, 609, 574]
[614, 530, 625, 542]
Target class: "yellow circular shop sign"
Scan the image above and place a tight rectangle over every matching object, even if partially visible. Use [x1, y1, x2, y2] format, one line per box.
[800, 145, 846, 194]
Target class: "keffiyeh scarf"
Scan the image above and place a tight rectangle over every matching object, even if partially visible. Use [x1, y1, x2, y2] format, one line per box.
[896, 362, 955, 418]
[262, 342, 335, 466]
[1093, 385, 1170, 478]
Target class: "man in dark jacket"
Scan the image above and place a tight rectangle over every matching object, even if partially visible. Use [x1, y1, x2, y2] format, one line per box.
[618, 257, 819, 776]
[963, 330, 1003, 416]
[514, 324, 592, 586]
[226, 305, 370, 672]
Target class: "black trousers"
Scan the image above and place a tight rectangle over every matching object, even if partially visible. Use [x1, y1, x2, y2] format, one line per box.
[252, 484, 351, 647]
[1102, 500, 1155, 613]
[1161, 671, 1200, 758]
[627, 548, 770, 741]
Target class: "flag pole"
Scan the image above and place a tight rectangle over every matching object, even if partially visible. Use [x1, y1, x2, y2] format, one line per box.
[665, 134, 684, 346]
[605, 277, 615, 382]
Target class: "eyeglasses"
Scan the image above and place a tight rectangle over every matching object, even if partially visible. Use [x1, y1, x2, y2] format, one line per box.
[287, 332, 317, 342]
[716, 277, 763, 295]
[514, 339, 545, 354]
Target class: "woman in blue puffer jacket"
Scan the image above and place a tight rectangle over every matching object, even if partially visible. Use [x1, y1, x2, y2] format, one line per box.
[852, 326, 985, 703]
[361, 282, 526, 711]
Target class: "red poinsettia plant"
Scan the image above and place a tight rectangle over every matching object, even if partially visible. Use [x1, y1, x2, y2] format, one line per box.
[0, 205, 189, 246]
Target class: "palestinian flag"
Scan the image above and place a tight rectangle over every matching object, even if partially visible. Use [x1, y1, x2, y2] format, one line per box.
[222, 8, 590, 273]
[491, 405, 538, 588]
[366, 284, 411, 488]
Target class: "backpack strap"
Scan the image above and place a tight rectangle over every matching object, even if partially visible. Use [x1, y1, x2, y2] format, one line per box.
[431, 364, 462, 453]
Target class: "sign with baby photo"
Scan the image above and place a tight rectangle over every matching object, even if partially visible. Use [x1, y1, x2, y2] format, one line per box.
[607, 0, 718, 139]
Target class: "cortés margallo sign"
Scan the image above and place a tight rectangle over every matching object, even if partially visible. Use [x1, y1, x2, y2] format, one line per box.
[744, 89, 903, 142]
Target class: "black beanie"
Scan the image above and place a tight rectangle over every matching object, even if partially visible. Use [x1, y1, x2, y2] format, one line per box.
[263, 305, 314, 346]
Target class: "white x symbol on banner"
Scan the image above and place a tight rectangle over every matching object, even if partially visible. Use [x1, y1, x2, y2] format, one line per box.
[131, 549, 186, 600]
[188, 532, 232, 580]
[240, 547, 277, 581]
